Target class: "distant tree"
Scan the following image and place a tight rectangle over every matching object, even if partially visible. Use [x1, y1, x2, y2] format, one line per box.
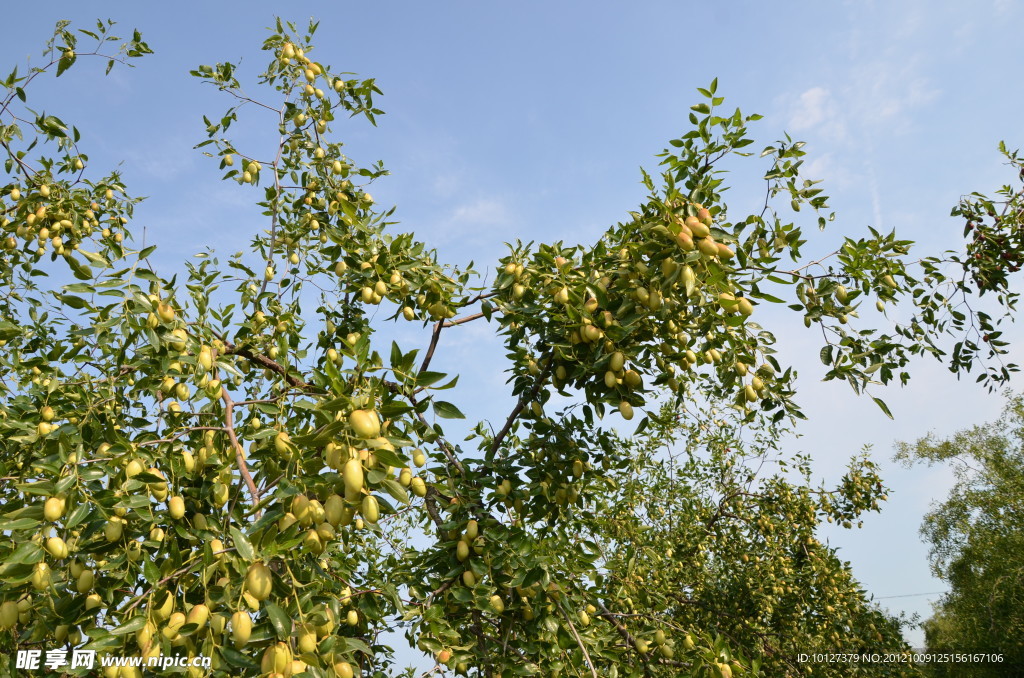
[897, 393, 1024, 678]
[580, 406, 916, 678]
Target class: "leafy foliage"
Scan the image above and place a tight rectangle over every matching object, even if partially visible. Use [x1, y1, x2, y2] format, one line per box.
[0, 17, 1019, 678]
[896, 393, 1024, 677]
[573, 409, 913, 677]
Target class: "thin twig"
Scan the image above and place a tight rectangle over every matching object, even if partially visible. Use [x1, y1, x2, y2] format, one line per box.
[557, 604, 599, 678]
[443, 312, 484, 327]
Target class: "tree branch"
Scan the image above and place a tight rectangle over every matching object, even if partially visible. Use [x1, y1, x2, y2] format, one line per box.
[487, 358, 553, 458]
[221, 387, 262, 518]
[596, 602, 653, 678]
[419, 321, 444, 373]
[222, 338, 321, 394]
[443, 312, 484, 327]
[423, 486, 446, 530]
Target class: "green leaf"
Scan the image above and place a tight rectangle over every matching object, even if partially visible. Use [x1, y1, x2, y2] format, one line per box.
[373, 447, 407, 469]
[380, 401, 414, 418]
[416, 370, 448, 388]
[1, 542, 43, 567]
[230, 526, 256, 561]
[66, 254, 93, 280]
[433, 375, 460, 390]
[110, 616, 148, 636]
[292, 419, 347, 448]
[247, 508, 284, 536]
[872, 397, 894, 419]
[749, 291, 786, 304]
[380, 478, 410, 505]
[333, 636, 373, 656]
[0, 517, 39, 531]
[315, 397, 349, 413]
[143, 557, 159, 585]
[59, 295, 88, 309]
[56, 53, 77, 77]
[0, 321, 19, 340]
[177, 622, 200, 638]
[219, 646, 259, 669]
[81, 633, 121, 653]
[265, 602, 290, 640]
[432, 400, 465, 419]
[79, 249, 109, 267]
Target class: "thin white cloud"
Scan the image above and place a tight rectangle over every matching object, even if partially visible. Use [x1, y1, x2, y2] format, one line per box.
[854, 64, 940, 129]
[450, 197, 512, 226]
[787, 68, 940, 145]
[891, 3, 926, 40]
[779, 29, 944, 231]
[432, 172, 462, 198]
[789, 87, 840, 135]
[952, 22, 978, 52]
[788, 87, 829, 130]
[783, 0, 945, 146]
[803, 152, 856, 190]
[429, 195, 518, 263]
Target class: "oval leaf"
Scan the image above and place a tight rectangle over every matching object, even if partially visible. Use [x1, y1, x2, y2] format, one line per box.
[432, 400, 465, 419]
[230, 527, 256, 562]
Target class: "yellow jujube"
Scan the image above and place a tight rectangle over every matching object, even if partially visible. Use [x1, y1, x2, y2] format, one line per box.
[349, 409, 381, 439]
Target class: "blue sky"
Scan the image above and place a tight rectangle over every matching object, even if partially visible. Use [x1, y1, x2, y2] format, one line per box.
[6, 0, 1024, 653]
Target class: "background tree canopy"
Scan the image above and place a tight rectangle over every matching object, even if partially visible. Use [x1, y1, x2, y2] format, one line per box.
[0, 17, 1021, 678]
[897, 392, 1024, 678]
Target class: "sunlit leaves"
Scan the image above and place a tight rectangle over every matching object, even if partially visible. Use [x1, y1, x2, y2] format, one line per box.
[1, 19, 1021, 678]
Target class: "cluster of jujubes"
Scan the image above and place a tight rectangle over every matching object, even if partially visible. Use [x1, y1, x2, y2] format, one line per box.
[957, 163, 1024, 294]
